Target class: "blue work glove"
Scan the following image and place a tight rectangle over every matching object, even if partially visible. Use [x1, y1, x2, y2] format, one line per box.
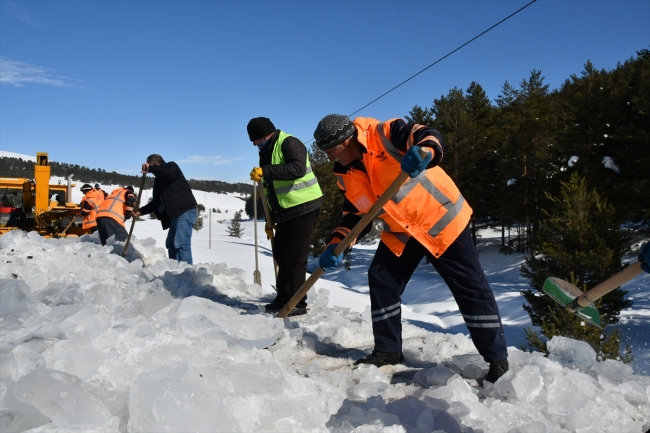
[401, 146, 433, 178]
[639, 242, 650, 273]
[319, 242, 343, 272]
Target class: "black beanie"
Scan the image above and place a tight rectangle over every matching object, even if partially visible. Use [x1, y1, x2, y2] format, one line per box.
[313, 114, 356, 150]
[80, 183, 92, 192]
[247, 117, 276, 141]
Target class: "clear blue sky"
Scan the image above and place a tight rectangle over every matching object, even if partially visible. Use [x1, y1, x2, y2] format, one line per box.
[1, 0, 648, 183]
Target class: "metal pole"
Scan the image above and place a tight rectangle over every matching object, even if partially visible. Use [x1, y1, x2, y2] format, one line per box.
[253, 181, 261, 285]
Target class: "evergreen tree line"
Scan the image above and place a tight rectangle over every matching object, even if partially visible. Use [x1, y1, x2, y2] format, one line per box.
[308, 51, 648, 254]
[0, 157, 253, 195]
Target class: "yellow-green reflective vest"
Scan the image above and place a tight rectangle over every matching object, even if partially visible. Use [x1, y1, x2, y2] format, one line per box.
[265, 131, 323, 209]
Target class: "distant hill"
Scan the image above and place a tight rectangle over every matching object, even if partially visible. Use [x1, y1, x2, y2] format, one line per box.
[0, 152, 252, 195]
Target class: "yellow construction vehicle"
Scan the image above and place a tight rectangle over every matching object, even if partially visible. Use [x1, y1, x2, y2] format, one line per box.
[0, 152, 89, 237]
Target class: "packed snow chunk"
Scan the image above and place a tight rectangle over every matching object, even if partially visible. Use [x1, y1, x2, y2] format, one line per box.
[51, 340, 107, 380]
[0, 380, 50, 433]
[422, 333, 475, 361]
[546, 374, 591, 415]
[413, 365, 455, 388]
[547, 336, 596, 368]
[162, 267, 216, 298]
[347, 382, 390, 402]
[565, 399, 644, 433]
[495, 365, 543, 402]
[199, 362, 287, 396]
[128, 378, 241, 433]
[11, 345, 45, 381]
[14, 369, 111, 428]
[617, 380, 649, 406]
[0, 279, 31, 312]
[385, 396, 430, 428]
[139, 290, 173, 318]
[421, 375, 478, 404]
[177, 296, 283, 348]
[591, 358, 634, 381]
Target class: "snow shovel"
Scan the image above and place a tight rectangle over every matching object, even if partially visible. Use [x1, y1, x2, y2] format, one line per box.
[277, 148, 429, 319]
[253, 180, 262, 286]
[257, 180, 279, 287]
[122, 174, 146, 257]
[59, 215, 77, 237]
[542, 261, 644, 328]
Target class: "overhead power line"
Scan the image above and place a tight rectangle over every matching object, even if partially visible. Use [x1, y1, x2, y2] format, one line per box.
[347, 0, 538, 118]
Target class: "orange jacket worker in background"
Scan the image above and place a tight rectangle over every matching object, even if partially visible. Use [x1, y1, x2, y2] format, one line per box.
[314, 114, 509, 385]
[96, 186, 136, 246]
[79, 183, 105, 233]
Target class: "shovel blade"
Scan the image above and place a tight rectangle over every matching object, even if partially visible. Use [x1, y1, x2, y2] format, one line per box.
[542, 277, 602, 328]
[253, 270, 262, 286]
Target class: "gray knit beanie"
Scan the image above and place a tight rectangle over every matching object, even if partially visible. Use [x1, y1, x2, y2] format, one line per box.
[313, 114, 356, 150]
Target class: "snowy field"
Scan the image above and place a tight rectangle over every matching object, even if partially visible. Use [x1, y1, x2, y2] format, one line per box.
[1, 177, 649, 432]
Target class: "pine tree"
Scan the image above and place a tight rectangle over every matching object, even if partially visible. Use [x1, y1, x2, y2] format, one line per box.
[193, 209, 204, 232]
[244, 192, 266, 221]
[226, 210, 244, 238]
[308, 143, 344, 256]
[521, 173, 633, 362]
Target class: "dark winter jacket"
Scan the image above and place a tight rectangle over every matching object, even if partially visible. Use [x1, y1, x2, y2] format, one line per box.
[138, 161, 197, 230]
[259, 130, 322, 224]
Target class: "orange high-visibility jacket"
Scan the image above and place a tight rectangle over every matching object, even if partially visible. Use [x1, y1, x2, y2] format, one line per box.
[97, 188, 134, 227]
[80, 189, 105, 229]
[333, 117, 472, 258]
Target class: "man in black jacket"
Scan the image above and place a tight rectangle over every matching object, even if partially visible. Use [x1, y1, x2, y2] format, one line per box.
[248, 117, 323, 316]
[136, 154, 198, 264]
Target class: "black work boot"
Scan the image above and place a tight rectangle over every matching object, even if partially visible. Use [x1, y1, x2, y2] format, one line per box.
[354, 350, 404, 367]
[264, 298, 287, 312]
[484, 358, 509, 384]
[286, 307, 307, 317]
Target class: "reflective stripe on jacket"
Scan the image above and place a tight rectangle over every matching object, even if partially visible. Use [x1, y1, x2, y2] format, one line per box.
[97, 188, 133, 227]
[81, 189, 105, 229]
[338, 117, 472, 258]
[265, 130, 323, 210]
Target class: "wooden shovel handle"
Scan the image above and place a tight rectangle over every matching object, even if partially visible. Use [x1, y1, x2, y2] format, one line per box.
[277, 148, 429, 318]
[257, 179, 279, 282]
[60, 215, 76, 236]
[577, 261, 644, 307]
[122, 173, 147, 257]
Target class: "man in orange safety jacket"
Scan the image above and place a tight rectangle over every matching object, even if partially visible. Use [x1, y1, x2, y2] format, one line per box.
[313, 114, 509, 385]
[96, 186, 136, 246]
[78, 184, 105, 233]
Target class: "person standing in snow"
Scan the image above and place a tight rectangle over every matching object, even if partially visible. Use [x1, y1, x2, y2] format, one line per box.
[313, 114, 509, 384]
[96, 186, 136, 246]
[247, 117, 323, 317]
[136, 154, 197, 265]
[78, 183, 104, 234]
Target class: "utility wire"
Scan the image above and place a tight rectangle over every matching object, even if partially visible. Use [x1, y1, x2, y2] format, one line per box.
[347, 0, 537, 118]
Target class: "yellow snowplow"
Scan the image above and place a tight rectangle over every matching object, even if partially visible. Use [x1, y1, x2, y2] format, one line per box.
[0, 152, 89, 238]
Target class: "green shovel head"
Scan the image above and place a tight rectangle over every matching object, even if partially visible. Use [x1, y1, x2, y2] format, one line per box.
[542, 277, 602, 328]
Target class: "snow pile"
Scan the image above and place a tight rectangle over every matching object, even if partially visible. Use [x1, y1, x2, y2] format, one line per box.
[1, 230, 649, 432]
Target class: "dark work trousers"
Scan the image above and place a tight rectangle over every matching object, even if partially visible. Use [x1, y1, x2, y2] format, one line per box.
[368, 225, 508, 363]
[272, 208, 320, 308]
[96, 217, 128, 246]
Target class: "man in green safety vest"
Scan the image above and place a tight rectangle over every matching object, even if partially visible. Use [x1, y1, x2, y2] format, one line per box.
[248, 117, 323, 316]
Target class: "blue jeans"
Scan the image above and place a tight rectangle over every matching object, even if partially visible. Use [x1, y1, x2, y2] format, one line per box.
[166, 208, 196, 265]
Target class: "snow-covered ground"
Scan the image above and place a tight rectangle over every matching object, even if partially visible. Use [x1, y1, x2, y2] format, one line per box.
[1, 175, 649, 432]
